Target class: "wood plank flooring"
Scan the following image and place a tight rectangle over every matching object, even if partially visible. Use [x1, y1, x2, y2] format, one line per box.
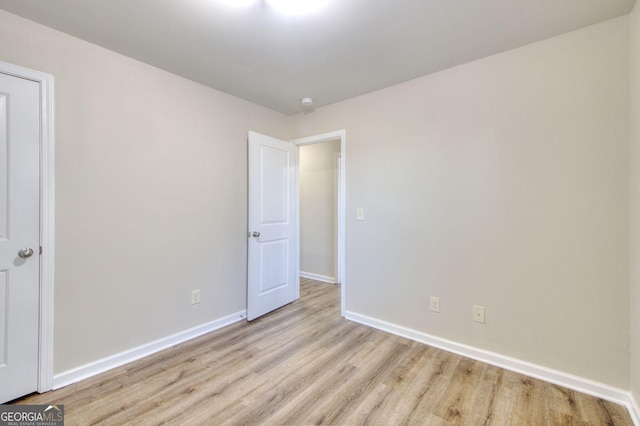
[15, 278, 633, 425]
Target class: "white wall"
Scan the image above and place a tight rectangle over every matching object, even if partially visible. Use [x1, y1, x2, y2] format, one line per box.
[629, 0, 640, 407]
[300, 140, 341, 281]
[0, 10, 291, 373]
[294, 17, 630, 388]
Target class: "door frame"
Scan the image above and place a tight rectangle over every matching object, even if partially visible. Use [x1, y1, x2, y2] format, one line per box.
[291, 130, 346, 317]
[0, 60, 55, 393]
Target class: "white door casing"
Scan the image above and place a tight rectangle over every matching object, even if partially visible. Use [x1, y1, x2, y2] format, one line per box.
[334, 152, 341, 284]
[292, 130, 346, 317]
[0, 72, 40, 402]
[247, 131, 299, 321]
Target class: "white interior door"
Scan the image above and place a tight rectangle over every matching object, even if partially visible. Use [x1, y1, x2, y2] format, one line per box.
[0, 72, 41, 402]
[247, 131, 299, 321]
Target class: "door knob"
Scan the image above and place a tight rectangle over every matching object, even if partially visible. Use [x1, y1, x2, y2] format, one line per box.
[18, 247, 34, 258]
[252, 231, 261, 237]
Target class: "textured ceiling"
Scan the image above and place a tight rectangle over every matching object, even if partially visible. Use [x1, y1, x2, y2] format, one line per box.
[0, 0, 635, 114]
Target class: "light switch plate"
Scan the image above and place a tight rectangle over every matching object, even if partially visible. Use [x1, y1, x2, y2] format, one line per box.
[356, 208, 364, 221]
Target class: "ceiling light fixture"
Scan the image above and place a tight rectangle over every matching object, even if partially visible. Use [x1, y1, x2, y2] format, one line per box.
[265, 0, 329, 15]
[301, 97, 314, 108]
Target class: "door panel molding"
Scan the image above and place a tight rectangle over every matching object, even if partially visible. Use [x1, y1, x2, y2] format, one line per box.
[0, 60, 54, 393]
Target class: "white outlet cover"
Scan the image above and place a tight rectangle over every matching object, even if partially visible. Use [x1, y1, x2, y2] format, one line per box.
[191, 289, 201, 304]
[473, 305, 485, 323]
[429, 296, 440, 313]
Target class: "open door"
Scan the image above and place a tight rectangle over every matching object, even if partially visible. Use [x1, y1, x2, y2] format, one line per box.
[247, 131, 299, 321]
[0, 72, 41, 402]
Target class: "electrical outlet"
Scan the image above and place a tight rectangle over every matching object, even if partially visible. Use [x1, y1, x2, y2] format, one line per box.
[429, 296, 440, 313]
[191, 289, 201, 305]
[473, 305, 485, 323]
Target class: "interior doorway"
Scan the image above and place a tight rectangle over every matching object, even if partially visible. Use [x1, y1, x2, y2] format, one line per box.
[299, 140, 340, 284]
[292, 130, 346, 316]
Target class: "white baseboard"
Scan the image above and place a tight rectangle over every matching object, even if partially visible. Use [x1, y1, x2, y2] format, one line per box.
[629, 392, 640, 425]
[300, 271, 336, 284]
[53, 310, 246, 390]
[346, 311, 637, 417]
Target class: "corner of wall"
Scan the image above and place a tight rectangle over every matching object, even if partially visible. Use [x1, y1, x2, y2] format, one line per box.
[630, 0, 640, 416]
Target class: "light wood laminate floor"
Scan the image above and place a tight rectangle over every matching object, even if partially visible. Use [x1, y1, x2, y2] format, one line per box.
[16, 279, 632, 425]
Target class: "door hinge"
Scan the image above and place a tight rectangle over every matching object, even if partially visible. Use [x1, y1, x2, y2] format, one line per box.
[39, 246, 42, 255]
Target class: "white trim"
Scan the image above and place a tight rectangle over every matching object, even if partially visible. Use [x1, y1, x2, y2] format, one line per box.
[300, 271, 336, 284]
[334, 152, 341, 283]
[293, 130, 345, 146]
[346, 311, 635, 410]
[0, 60, 55, 393]
[292, 129, 346, 317]
[294, 146, 301, 301]
[53, 310, 246, 389]
[629, 393, 640, 425]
